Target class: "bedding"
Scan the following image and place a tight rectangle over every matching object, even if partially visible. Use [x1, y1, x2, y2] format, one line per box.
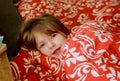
[10, 47, 65, 81]
[62, 21, 120, 81]
[16, 0, 120, 30]
[10, 0, 120, 81]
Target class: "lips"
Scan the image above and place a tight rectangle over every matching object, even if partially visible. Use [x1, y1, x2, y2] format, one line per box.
[53, 48, 61, 55]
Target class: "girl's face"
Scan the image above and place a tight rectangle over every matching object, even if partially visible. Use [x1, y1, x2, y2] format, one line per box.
[34, 32, 67, 59]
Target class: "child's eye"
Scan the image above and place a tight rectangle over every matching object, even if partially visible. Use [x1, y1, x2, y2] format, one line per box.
[51, 33, 56, 38]
[40, 43, 45, 48]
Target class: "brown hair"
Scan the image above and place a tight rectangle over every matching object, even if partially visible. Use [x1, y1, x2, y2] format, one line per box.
[18, 14, 70, 50]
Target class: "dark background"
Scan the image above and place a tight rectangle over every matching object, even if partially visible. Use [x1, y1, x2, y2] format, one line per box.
[0, 0, 22, 59]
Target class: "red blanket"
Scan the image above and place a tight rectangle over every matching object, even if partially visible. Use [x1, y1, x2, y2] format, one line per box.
[10, 21, 120, 81]
[11, 0, 120, 80]
[62, 21, 120, 81]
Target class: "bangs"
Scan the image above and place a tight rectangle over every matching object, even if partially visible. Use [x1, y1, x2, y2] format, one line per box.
[44, 24, 59, 35]
[33, 22, 59, 35]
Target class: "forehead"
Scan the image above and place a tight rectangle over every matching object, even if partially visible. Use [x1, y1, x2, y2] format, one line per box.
[34, 32, 48, 43]
[34, 32, 48, 38]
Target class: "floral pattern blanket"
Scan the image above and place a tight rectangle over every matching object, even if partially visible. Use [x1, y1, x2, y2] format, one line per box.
[16, 0, 120, 30]
[10, 0, 120, 81]
[62, 21, 120, 81]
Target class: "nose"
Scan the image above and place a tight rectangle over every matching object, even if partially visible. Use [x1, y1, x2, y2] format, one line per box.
[47, 40, 55, 49]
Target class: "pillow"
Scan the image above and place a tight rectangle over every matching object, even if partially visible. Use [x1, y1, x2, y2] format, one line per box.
[10, 47, 65, 81]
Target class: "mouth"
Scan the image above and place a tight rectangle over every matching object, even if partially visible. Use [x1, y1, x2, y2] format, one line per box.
[53, 47, 61, 55]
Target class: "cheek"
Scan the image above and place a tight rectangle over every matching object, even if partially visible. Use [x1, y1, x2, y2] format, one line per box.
[39, 48, 51, 56]
[60, 37, 67, 43]
[56, 35, 67, 42]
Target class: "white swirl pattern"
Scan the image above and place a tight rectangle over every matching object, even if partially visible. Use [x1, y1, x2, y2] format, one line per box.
[11, 0, 120, 80]
[17, 0, 120, 30]
[62, 21, 120, 81]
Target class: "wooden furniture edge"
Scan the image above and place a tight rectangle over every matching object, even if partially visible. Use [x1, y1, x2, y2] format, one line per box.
[0, 44, 7, 55]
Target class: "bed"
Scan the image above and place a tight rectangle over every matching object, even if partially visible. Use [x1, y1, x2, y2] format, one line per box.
[10, 0, 120, 81]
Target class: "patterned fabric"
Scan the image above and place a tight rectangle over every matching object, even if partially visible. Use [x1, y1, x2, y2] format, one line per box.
[16, 0, 120, 30]
[62, 21, 120, 81]
[10, 47, 65, 81]
[11, 0, 120, 81]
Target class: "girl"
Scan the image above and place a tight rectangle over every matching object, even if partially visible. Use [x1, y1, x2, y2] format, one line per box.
[10, 13, 69, 81]
[18, 13, 70, 59]
[13, 13, 120, 81]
